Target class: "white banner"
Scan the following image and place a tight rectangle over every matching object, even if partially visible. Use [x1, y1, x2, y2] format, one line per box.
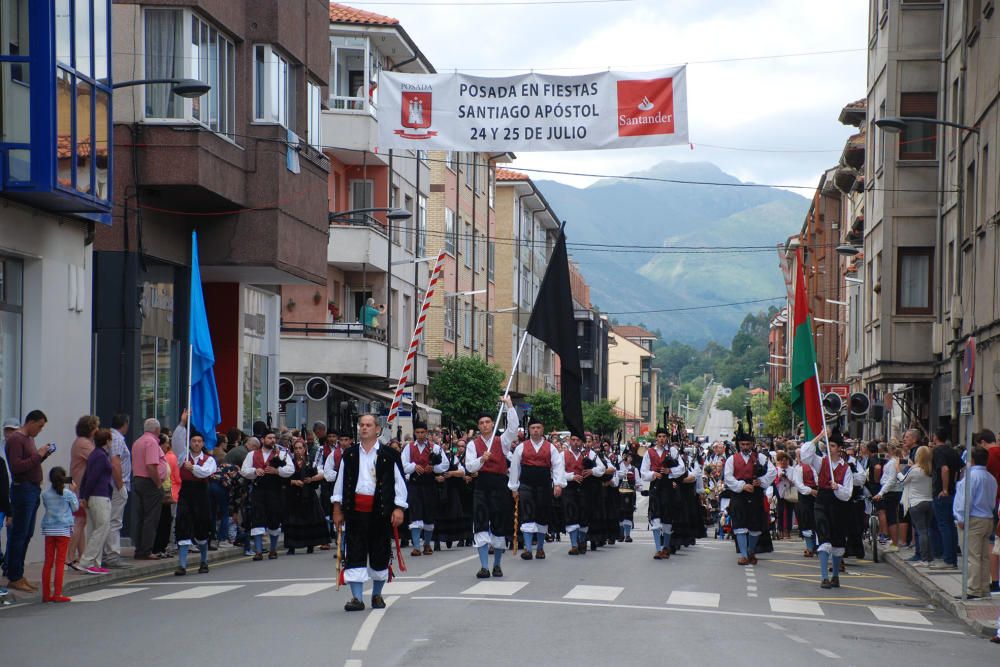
[376, 67, 688, 152]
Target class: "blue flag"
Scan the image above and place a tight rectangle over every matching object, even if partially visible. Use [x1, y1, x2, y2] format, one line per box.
[190, 231, 221, 449]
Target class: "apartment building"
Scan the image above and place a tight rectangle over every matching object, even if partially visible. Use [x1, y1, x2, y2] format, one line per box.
[279, 4, 439, 434]
[608, 326, 659, 436]
[569, 259, 610, 403]
[493, 169, 559, 399]
[98, 0, 331, 435]
[423, 149, 508, 373]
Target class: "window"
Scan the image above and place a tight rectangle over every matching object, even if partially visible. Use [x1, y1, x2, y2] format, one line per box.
[0, 256, 23, 421]
[473, 155, 481, 193]
[464, 221, 473, 267]
[349, 179, 374, 224]
[403, 194, 414, 250]
[307, 80, 322, 148]
[897, 248, 933, 315]
[444, 297, 456, 341]
[979, 145, 989, 230]
[139, 335, 179, 428]
[899, 93, 937, 160]
[417, 196, 427, 257]
[488, 167, 496, 208]
[463, 303, 471, 347]
[417, 150, 427, 164]
[330, 35, 381, 112]
[445, 208, 456, 255]
[144, 9, 235, 139]
[964, 161, 976, 239]
[446, 151, 457, 171]
[254, 44, 295, 129]
[465, 153, 474, 188]
[487, 240, 495, 281]
[486, 313, 494, 356]
[242, 353, 270, 432]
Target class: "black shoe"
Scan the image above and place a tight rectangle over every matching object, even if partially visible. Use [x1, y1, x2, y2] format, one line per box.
[831, 576, 840, 588]
[287, 548, 295, 555]
[476, 567, 491, 579]
[535, 550, 545, 560]
[434, 542, 441, 552]
[821, 579, 832, 589]
[446, 541, 453, 549]
[520, 551, 533, 560]
[307, 546, 314, 554]
[174, 566, 186, 576]
[252, 552, 263, 561]
[198, 562, 209, 574]
[344, 597, 365, 612]
[371, 595, 386, 609]
[492, 565, 503, 578]
[625, 536, 633, 543]
[268, 550, 278, 560]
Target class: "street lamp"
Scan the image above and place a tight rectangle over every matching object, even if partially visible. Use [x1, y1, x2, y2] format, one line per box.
[875, 116, 980, 136]
[835, 243, 862, 257]
[328, 207, 413, 223]
[109, 77, 212, 98]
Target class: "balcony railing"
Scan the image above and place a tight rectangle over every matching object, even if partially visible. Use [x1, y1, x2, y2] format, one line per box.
[281, 321, 386, 343]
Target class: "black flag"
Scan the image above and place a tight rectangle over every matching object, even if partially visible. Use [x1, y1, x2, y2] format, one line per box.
[526, 225, 584, 438]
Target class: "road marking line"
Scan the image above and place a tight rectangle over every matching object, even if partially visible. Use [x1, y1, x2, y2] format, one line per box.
[747, 586, 758, 592]
[747, 593, 758, 598]
[420, 554, 479, 579]
[815, 648, 840, 658]
[461, 581, 528, 596]
[364, 581, 433, 596]
[769, 598, 824, 616]
[564, 585, 623, 601]
[786, 634, 808, 644]
[666, 591, 720, 608]
[256, 583, 336, 597]
[71, 587, 149, 602]
[345, 660, 362, 667]
[118, 577, 342, 586]
[153, 585, 243, 600]
[868, 606, 931, 625]
[411, 596, 964, 635]
[746, 578, 757, 583]
[765, 622, 784, 630]
[351, 596, 398, 652]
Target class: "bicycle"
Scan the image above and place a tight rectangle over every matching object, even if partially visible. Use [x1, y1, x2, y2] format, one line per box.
[864, 497, 879, 563]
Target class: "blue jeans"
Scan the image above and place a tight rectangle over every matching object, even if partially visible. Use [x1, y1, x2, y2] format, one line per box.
[6, 482, 41, 582]
[932, 494, 957, 565]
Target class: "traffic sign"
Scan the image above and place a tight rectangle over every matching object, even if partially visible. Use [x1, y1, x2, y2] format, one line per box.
[960, 395, 974, 416]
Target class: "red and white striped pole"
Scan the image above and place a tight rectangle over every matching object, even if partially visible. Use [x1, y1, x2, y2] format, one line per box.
[387, 249, 447, 426]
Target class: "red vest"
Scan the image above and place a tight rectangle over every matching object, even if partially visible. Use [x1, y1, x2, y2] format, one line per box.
[647, 447, 667, 471]
[800, 464, 817, 489]
[817, 458, 848, 490]
[180, 452, 210, 483]
[564, 450, 585, 476]
[408, 442, 433, 467]
[327, 446, 342, 471]
[473, 436, 507, 475]
[252, 447, 278, 470]
[521, 440, 552, 468]
[731, 453, 756, 482]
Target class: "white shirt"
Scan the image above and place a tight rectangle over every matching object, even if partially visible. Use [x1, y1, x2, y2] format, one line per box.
[322, 448, 344, 483]
[639, 445, 686, 483]
[239, 446, 295, 480]
[562, 448, 607, 484]
[791, 464, 817, 495]
[799, 438, 854, 502]
[401, 441, 450, 477]
[331, 441, 408, 508]
[508, 439, 567, 490]
[184, 452, 217, 479]
[722, 451, 778, 494]
[878, 457, 902, 495]
[464, 407, 520, 474]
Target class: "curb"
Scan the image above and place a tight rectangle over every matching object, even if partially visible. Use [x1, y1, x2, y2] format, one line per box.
[7, 546, 247, 603]
[883, 551, 997, 638]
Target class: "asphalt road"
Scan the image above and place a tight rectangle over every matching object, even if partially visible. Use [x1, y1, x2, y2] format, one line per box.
[2, 496, 993, 666]
[705, 389, 735, 442]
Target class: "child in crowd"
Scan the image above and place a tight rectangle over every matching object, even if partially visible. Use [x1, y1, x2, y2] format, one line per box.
[41, 467, 79, 602]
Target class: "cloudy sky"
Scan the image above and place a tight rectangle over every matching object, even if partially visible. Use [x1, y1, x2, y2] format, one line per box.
[360, 0, 868, 191]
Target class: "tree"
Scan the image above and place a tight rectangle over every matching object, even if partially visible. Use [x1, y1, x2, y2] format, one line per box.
[716, 386, 748, 414]
[523, 390, 565, 431]
[583, 399, 622, 438]
[428, 356, 504, 431]
[763, 383, 793, 436]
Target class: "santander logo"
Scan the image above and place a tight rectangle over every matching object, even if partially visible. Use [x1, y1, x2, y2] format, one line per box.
[616, 78, 675, 137]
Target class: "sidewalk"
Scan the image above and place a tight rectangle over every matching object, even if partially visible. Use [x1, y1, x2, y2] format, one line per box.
[884, 549, 999, 638]
[3, 544, 245, 605]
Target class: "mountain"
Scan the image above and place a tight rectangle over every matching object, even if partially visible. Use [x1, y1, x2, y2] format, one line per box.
[535, 161, 809, 345]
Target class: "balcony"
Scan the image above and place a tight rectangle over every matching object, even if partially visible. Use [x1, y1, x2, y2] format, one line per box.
[320, 108, 388, 166]
[280, 321, 427, 384]
[329, 221, 390, 272]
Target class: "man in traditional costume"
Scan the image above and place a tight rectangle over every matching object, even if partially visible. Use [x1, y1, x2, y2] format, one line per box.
[508, 415, 565, 560]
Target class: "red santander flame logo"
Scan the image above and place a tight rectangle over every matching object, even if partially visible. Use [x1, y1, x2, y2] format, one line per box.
[616, 77, 675, 137]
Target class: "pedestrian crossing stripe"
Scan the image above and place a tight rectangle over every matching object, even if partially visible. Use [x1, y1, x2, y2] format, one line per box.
[153, 585, 244, 600]
[770, 598, 824, 616]
[460, 581, 528, 596]
[564, 585, 623, 601]
[71, 587, 149, 602]
[257, 583, 337, 597]
[666, 591, 720, 608]
[363, 581, 434, 595]
[868, 607, 931, 625]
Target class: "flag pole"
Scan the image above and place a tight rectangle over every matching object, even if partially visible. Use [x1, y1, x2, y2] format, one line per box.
[387, 249, 448, 428]
[812, 361, 835, 483]
[483, 331, 530, 446]
[186, 343, 193, 458]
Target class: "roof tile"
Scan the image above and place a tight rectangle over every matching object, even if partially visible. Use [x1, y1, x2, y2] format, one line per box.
[329, 2, 399, 25]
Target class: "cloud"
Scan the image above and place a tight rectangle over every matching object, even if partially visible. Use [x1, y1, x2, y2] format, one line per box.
[378, 0, 867, 188]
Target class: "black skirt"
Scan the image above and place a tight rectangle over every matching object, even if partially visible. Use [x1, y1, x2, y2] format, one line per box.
[518, 465, 553, 530]
[435, 475, 468, 542]
[251, 478, 286, 531]
[796, 492, 816, 533]
[561, 482, 587, 530]
[473, 472, 513, 538]
[814, 488, 850, 550]
[284, 479, 328, 549]
[175, 481, 211, 544]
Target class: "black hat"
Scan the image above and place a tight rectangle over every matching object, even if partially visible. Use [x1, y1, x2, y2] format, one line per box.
[527, 415, 543, 428]
[477, 412, 494, 423]
[189, 427, 203, 441]
[655, 427, 668, 437]
[735, 421, 754, 443]
[827, 430, 845, 447]
[413, 420, 428, 431]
